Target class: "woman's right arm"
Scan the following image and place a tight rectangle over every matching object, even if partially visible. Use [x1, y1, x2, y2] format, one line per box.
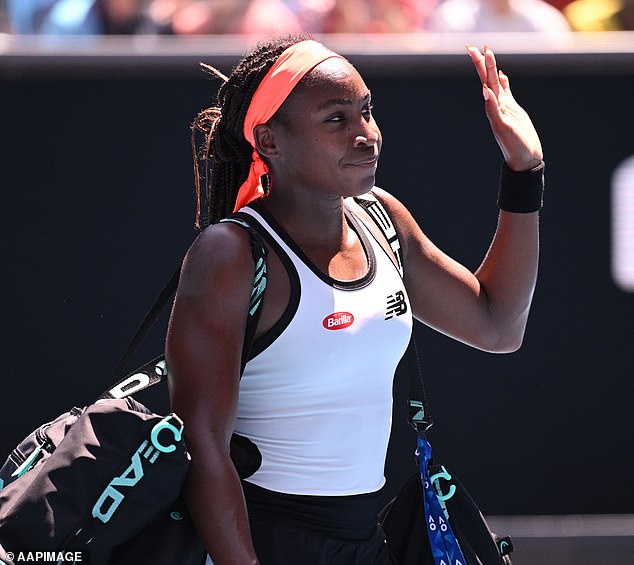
[166, 223, 260, 565]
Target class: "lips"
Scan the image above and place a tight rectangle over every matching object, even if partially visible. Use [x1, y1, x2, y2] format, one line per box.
[347, 154, 379, 167]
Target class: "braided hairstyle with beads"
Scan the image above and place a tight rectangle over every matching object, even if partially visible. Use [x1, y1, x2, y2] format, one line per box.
[191, 34, 312, 228]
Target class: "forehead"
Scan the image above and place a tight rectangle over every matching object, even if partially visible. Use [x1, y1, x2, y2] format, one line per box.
[284, 58, 369, 109]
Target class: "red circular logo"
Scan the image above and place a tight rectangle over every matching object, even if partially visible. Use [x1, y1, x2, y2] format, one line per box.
[322, 312, 355, 330]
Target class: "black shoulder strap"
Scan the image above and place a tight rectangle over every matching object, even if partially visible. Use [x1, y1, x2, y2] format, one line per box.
[403, 335, 433, 433]
[354, 191, 433, 433]
[98, 217, 267, 401]
[106, 267, 180, 387]
[354, 192, 404, 277]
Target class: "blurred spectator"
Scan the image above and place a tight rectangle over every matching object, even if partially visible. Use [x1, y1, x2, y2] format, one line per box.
[6, 0, 146, 34]
[564, 0, 634, 29]
[237, 0, 302, 34]
[101, 0, 146, 33]
[15, 0, 621, 35]
[429, 0, 572, 32]
[321, 0, 423, 33]
[146, 0, 301, 34]
[0, 0, 8, 32]
[542, 0, 575, 15]
[146, 0, 434, 35]
[6, 0, 96, 33]
[147, 0, 247, 34]
[282, 0, 336, 32]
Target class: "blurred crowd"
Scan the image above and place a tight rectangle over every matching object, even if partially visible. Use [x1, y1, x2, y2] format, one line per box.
[1, 0, 633, 35]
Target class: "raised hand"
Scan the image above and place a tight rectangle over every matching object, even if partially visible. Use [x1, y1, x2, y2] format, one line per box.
[467, 44, 543, 171]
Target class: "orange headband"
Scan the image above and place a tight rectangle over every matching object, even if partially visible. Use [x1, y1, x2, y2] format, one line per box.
[233, 40, 344, 212]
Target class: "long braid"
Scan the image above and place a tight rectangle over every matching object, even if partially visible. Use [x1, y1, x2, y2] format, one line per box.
[192, 34, 312, 228]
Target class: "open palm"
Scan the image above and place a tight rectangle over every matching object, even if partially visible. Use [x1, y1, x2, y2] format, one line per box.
[468, 45, 543, 171]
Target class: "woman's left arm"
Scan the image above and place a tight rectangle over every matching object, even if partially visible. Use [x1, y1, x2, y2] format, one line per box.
[383, 46, 543, 353]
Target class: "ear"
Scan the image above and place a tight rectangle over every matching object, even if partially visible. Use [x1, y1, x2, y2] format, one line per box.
[253, 124, 280, 159]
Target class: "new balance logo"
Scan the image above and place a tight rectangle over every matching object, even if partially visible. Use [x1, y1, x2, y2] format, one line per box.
[385, 291, 408, 320]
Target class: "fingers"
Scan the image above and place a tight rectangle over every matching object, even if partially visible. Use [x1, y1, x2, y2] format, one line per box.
[484, 46, 501, 97]
[482, 83, 501, 123]
[466, 44, 487, 84]
[498, 70, 512, 96]
[466, 44, 502, 98]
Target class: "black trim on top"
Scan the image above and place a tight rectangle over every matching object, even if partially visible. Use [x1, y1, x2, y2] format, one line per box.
[232, 209, 301, 362]
[249, 200, 376, 291]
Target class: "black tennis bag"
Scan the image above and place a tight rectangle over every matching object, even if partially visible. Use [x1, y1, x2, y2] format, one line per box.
[379, 338, 513, 565]
[380, 464, 513, 565]
[0, 380, 200, 564]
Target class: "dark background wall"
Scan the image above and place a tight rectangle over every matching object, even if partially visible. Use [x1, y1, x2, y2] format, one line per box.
[2, 41, 633, 517]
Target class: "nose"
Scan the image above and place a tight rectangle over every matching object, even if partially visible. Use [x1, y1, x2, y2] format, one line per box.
[353, 119, 379, 147]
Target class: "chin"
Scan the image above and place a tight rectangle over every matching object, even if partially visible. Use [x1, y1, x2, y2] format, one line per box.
[355, 175, 377, 196]
[328, 170, 377, 199]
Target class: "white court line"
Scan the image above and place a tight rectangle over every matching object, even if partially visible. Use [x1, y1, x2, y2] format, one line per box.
[486, 515, 634, 538]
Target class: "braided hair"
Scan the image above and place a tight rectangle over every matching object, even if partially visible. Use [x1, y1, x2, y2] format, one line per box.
[192, 34, 312, 228]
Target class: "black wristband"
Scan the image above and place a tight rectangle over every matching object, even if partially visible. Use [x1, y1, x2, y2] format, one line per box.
[498, 160, 545, 213]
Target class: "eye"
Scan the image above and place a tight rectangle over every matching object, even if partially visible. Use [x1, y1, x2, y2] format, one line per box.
[326, 113, 345, 123]
[363, 102, 374, 117]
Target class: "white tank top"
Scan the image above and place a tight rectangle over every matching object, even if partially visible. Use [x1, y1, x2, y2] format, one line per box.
[234, 200, 412, 496]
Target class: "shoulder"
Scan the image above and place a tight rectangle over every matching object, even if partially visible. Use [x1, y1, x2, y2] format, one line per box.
[362, 187, 438, 272]
[177, 221, 256, 300]
[351, 187, 427, 265]
[367, 187, 420, 239]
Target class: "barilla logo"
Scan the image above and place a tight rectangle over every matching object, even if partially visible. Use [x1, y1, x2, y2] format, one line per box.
[323, 311, 354, 330]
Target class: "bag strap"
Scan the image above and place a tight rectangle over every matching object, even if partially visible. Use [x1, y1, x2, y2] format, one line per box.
[225, 213, 268, 373]
[354, 192, 404, 277]
[403, 337, 433, 433]
[354, 191, 433, 433]
[358, 193, 462, 565]
[98, 216, 267, 401]
[359, 196, 497, 565]
[106, 267, 181, 386]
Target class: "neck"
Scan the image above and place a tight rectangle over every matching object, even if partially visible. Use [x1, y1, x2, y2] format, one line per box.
[260, 189, 350, 250]
[258, 183, 370, 281]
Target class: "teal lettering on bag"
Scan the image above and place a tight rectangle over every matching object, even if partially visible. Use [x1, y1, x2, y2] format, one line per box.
[151, 417, 184, 454]
[92, 445, 144, 523]
[91, 414, 183, 523]
[430, 466, 456, 502]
